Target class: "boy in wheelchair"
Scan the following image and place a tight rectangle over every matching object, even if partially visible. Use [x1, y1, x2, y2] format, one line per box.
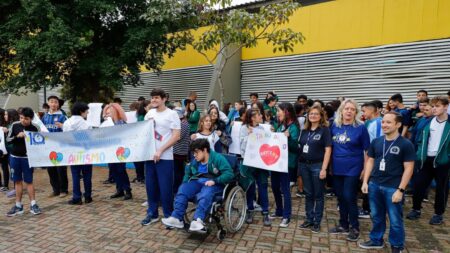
[162, 139, 234, 232]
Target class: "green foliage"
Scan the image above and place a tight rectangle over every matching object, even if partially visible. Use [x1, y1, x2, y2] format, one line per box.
[0, 0, 197, 102]
[192, 0, 304, 62]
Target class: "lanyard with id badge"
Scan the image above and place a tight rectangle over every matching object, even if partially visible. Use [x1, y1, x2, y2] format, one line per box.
[380, 136, 399, 171]
[302, 130, 317, 154]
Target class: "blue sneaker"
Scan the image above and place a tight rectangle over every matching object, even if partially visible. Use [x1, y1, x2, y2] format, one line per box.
[429, 214, 443, 225]
[141, 215, 159, 226]
[7, 205, 24, 217]
[406, 209, 421, 220]
[30, 204, 42, 215]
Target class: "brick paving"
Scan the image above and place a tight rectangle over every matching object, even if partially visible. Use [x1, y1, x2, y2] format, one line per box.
[0, 168, 448, 253]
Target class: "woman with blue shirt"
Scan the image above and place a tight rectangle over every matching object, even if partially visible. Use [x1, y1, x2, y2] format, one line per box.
[102, 103, 132, 200]
[329, 99, 370, 242]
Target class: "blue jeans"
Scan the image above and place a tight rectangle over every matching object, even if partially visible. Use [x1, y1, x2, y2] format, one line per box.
[271, 171, 291, 219]
[109, 163, 131, 192]
[172, 178, 223, 221]
[300, 162, 325, 224]
[369, 182, 404, 249]
[145, 160, 174, 218]
[333, 175, 360, 230]
[71, 165, 92, 200]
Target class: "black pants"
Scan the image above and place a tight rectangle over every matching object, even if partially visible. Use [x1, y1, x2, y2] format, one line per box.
[47, 166, 69, 194]
[133, 161, 145, 181]
[174, 154, 187, 194]
[412, 158, 450, 215]
[0, 155, 9, 188]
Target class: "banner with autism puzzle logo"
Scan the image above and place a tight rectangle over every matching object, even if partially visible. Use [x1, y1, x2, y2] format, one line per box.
[25, 120, 156, 167]
[242, 129, 288, 173]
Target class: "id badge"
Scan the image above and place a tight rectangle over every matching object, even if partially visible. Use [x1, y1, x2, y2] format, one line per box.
[303, 144, 309, 153]
[379, 159, 386, 171]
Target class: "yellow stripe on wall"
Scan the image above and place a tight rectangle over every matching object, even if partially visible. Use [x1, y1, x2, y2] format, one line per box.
[159, 0, 450, 70]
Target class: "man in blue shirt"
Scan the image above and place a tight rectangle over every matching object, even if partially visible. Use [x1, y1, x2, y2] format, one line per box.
[41, 96, 69, 197]
[390, 93, 412, 137]
[359, 112, 415, 253]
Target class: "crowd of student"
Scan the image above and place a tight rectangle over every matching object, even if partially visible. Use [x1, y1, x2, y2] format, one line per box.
[1, 88, 449, 253]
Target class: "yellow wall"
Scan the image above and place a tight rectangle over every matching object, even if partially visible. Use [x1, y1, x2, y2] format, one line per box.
[242, 0, 450, 60]
[161, 0, 450, 69]
[158, 27, 220, 71]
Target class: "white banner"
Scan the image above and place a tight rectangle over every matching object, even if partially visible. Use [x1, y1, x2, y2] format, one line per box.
[0, 132, 7, 154]
[229, 122, 243, 155]
[87, 103, 103, 127]
[125, 111, 137, 123]
[243, 129, 288, 173]
[32, 113, 48, 132]
[25, 120, 155, 167]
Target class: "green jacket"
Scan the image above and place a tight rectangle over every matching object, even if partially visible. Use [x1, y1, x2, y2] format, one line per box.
[416, 117, 450, 168]
[183, 151, 234, 185]
[187, 110, 200, 133]
[277, 122, 300, 169]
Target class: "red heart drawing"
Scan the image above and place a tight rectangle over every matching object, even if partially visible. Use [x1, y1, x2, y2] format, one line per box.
[259, 144, 281, 166]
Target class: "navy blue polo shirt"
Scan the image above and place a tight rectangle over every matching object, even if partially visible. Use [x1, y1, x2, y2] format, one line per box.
[299, 127, 332, 162]
[368, 135, 416, 188]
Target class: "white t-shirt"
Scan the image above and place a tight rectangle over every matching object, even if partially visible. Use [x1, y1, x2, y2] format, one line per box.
[145, 108, 181, 160]
[195, 132, 220, 151]
[427, 117, 446, 156]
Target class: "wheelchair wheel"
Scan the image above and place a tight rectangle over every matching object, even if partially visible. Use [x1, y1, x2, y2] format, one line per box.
[223, 186, 247, 233]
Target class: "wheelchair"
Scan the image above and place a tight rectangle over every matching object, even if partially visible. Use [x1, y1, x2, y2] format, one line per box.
[182, 154, 247, 241]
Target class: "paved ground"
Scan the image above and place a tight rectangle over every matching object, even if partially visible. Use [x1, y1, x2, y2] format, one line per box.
[0, 168, 448, 253]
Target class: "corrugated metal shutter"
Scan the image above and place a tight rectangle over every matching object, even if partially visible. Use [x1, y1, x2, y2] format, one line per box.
[241, 38, 450, 106]
[116, 65, 213, 109]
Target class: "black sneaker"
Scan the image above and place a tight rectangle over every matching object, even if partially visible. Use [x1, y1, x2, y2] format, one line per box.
[391, 246, 404, 253]
[358, 240, 384, 249]
[296, 191, 305, 198]
[85, 197, 93, 204]
[299, 221, 314, 229]
[263, 214, 271, 226]
[6, 205, 24, 217]
[429, 214, 443, 225]
[269, 212, 283, 219]
[311, 224, 320, 233]
[358, 209, 371, 219]
[141, 215, 159, 226]
[123, 190, 133, 200]
[110, 191, 125, 199]
[347, 228, 360, 242]
[406, 209, 421, 220]
[30, 204, 42, 215]
[329, 226, 349, 234]
[245, 211, 254, 224]
[68, 199, 82, 205]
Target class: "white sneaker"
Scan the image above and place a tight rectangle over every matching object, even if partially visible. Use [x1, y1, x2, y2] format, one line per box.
[253, 201, 262, 212]
[141, 201, 148, 207]
[189, 218, 206, 233]
[162, 216, 184, 229]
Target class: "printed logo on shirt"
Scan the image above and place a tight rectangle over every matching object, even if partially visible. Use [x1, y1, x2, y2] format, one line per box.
[155, 131, 163, 141]
[313, 134, 321, 140]
[390, 146, 400, 155]
[213, 167, 219, 174]
[333, 132, 350, 144]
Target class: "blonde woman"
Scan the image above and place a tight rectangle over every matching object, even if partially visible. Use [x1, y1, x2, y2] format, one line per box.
[329, 99, 370, 241]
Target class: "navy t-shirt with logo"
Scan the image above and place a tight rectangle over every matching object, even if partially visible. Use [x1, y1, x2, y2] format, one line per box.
[299, 127, 332, 162]
[368, 136, 415, 188]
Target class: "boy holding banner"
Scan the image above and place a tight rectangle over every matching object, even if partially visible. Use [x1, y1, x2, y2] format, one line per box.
[142, 88, 181, 226]
[6, 108, 42, 216]
[42, 95, 69, 198]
